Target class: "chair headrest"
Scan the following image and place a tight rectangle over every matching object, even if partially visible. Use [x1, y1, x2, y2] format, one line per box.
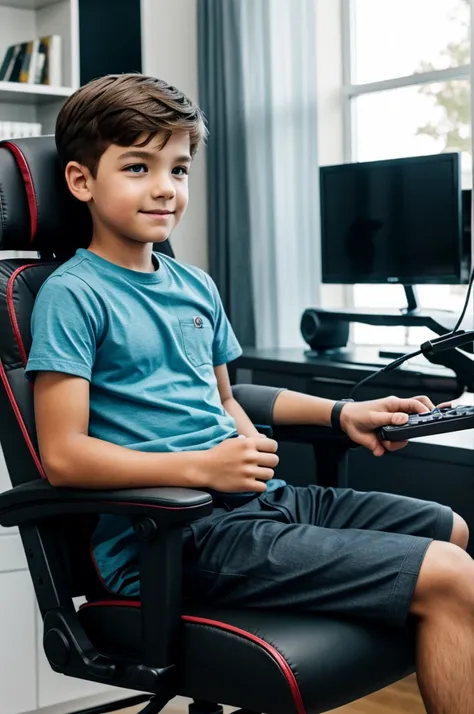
[0, 135, 91, 258]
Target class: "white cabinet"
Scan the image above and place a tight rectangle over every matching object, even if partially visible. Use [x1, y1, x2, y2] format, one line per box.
[0, 570, 37, 714]
[0, 533, 27, 571]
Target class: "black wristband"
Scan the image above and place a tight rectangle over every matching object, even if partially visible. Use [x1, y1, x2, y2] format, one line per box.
[331, 399, 354, 433]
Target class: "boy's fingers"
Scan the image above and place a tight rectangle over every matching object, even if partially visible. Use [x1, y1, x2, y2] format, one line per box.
[391, 412, 410, 425]
[411, 395, 435, 411]
[256, 452, 279, 468]
[370, 410, 408, 428]
[397, 397, 433, 414]
[255, 467, 275, 481]
[356, 432, 384, 456]
[384, 439, 409, 452]
[254, 437, 278, 452]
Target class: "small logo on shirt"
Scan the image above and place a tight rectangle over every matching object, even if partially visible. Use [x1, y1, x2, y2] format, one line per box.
[193, 316, 204, 328]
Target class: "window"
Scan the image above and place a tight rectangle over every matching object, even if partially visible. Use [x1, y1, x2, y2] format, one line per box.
[343, 0, 472, 345]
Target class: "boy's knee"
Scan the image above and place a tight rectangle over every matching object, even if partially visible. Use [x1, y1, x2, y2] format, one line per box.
[410, 540, 474, 619]
[450, 512, 469, 550]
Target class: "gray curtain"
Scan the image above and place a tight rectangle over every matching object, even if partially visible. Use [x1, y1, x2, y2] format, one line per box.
[197, 0, 256, 347]
[198, 0, 320, 349]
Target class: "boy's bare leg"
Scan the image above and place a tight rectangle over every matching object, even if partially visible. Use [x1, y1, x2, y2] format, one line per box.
[411, 517, 474, 713]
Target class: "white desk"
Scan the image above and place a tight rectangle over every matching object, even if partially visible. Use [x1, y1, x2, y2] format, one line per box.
[412, 391, 474, 454]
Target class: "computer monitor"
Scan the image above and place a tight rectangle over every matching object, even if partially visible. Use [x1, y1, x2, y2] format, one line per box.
[320, 153, 471, 285]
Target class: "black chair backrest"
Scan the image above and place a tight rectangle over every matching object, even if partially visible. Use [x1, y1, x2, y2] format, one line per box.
[0, 135, 174, 597]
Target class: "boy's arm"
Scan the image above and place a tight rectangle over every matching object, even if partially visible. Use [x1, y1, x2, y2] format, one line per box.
[214, 364, 261, 437]
[35, 372, 210, 489]
[35, 372, 278, 492]
[272, 389, 438, 456]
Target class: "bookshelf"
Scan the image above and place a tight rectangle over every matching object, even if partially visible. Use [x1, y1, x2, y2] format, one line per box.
[0, 0, 78, 135]
[0, 79, 72, 102]
[0, 0, 142, 139]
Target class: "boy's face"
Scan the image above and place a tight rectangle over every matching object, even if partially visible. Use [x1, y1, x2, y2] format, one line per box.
[67, 130, 191, 245]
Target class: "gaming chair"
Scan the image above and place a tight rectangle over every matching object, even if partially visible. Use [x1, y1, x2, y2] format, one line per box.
[0, 136, 416, 714]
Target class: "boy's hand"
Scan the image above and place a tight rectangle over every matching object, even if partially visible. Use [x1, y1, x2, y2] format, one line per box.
[339, 395, 442, 457]
[198, 437, 279, 493]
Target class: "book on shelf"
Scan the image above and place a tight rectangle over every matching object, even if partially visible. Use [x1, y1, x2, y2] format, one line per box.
[0, 122, 42, 140]
[0, 35, 62, 86]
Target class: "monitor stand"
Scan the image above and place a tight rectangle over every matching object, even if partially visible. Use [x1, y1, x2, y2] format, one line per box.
[377, 285, 419, 360]
[311, 284, 472, 335]
[303, 285, 474, 391]
[402, 285, 419, 314]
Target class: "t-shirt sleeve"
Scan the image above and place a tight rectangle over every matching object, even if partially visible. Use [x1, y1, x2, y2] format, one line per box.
[206, 275, 243, 367]
[25, 274, 103, 383]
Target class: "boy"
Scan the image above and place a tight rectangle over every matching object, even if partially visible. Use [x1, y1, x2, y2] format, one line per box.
[26, 74, 474, 713]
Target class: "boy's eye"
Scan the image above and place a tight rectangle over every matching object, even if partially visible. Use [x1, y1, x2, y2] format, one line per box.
[125, 163, 147, 174]
[172, 166, 189, 176]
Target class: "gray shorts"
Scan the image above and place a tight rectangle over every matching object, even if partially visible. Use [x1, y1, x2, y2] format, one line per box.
[182, 484, 454, 627]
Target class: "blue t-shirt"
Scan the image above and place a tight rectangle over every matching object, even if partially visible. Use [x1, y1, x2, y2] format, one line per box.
[25, 249, 284, 595]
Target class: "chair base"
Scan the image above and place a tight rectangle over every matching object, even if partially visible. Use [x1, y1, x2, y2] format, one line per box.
[67, 690, 260, 714]
[189, 701, 223, 714]
[189, 702, 259, 714]
[72, 693, 153, 714]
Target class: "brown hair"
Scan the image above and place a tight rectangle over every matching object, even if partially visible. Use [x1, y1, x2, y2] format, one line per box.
[55, 73, 207, 176]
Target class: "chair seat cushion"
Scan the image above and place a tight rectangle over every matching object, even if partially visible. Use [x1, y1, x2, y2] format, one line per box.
[79, 600, 415, 714]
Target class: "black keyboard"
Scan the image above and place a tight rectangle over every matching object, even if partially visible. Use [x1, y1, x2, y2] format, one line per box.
[379, 405, 474, 442]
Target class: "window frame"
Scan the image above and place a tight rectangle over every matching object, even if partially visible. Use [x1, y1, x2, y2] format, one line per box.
[340, 0, 472, 326]
[341, 0, 471, 162]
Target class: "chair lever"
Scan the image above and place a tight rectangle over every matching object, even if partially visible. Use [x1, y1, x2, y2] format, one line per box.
[43, 608, 116, 680]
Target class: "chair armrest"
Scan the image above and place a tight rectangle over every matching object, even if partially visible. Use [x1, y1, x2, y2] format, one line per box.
[0, 479, 213, 528]
[232, 383, 285, 425]
[0, 480, 213, 686]
[232, 383, 358, 447]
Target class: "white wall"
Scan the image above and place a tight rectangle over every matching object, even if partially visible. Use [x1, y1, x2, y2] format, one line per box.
[141, 0, 208, 271]
[316, 0, 344, 167]
[316, 0, 347, 308]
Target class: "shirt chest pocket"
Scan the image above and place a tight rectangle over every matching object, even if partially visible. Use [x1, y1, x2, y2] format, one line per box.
[179, 317, 214, 368]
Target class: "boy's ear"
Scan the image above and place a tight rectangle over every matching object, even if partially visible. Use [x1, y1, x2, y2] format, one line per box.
[64, 161, 93, 203]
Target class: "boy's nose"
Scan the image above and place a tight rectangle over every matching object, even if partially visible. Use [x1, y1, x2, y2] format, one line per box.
[152, 177, 175, 200]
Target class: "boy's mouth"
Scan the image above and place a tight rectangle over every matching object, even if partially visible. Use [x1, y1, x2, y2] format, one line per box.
[140, 209, 174, 215]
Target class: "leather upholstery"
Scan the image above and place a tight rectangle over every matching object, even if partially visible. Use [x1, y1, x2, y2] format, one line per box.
[0, 259, 56, 484]
[80, 601, 415, 714]
[0, 143, 31, 250]
[0, 136, 90, 256]
[0, 135, 174, 260]
[0, 478, 213, 528]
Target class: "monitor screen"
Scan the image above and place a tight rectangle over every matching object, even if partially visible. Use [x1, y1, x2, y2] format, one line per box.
[320, 153, 469, 285]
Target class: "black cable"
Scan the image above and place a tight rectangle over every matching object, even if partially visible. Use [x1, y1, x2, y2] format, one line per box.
[453, 266, 474, 331]
[349, 267, 474, 400]
[349, 348, 422, 399]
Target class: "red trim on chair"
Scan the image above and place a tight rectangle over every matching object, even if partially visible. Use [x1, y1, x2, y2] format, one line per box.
[0, 359, 46, 478]
[184, 614, 306, 714]
[79, 600, 306, 714]
[101, 501, 208, 511]
[3, 142, 38, 242]
[6, 264, 38, 367]
[81, 600, 140, 609]
[3, 264, 49, 478]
